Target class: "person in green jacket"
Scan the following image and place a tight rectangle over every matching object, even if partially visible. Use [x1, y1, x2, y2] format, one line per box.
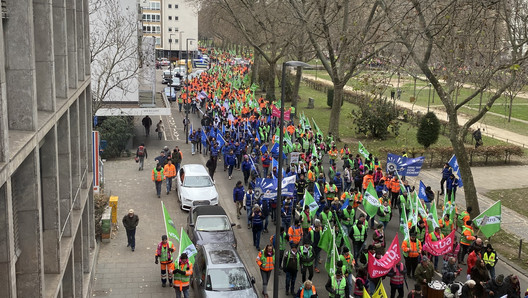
[300, 238, 315, 282]
[378, 200, 392, 230]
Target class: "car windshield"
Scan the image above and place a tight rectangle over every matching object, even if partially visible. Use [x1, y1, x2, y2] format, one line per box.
[206, 268, 251, 291]
[183, 175, 213, 187]
[195, 216, 230, 231]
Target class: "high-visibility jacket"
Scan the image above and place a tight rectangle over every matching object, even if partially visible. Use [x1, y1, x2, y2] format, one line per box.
[352, 193, 363, 209]
[325, 184, 337, 199]
[320, 212, 333, 227]
[300, 285, 316, 298]
[362, 175, 374, 190]
[152, 168, 165, 181]
[390, 178, 401, 193]
[458, 211, 470, 228]
[288, 226, 303, 245]
[482, 251, 497, 268]
[402, 239, 422, 258]
[378, 206, 391, 222]
[307, 170, 316, 182]
[351, 224, 367, 242]
[163, 164, 176, 178]
[416, 226, 426, 243]
[155, 241, 175, 263]
[329, 276, 347, 298]
[460, 225, 475, 246]
[270, 232, 287, 251]
[430, 232, 444, 242]
[256, 249, 275, 271]
[339, 253, 355, 274]
[173, 262, 193, 290]
[342, 208, 355, 226]
[301, 211, 312, 229]
[439, 219, 453, 236]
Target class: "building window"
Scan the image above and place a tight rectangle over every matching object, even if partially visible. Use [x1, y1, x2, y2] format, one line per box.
[168, 4, 172, 8]
[175, 4, 178, 8]
[142, 13, 160, 22]
[174, 27, 179, 32]
[168, 27, 172, 32]
[168, 16, 172, 20]
[175, 16, 179, 21]
[155, 37, 161, 46]
[149, 1, 160, 10]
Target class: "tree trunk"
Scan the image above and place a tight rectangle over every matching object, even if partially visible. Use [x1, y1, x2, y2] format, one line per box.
[251, 48, 259, 86]
[328, 84, 344, 140]
[292, 66, 302, 117]
[451, 127, 481, 217]
[508, 97, 513, 123]
[266, 61, 276, 102]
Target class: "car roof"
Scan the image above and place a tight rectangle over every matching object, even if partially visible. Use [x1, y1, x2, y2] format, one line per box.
[182, 164, 209, 176]
[192, 205, 227, 217]
[202, 244, 243, 267]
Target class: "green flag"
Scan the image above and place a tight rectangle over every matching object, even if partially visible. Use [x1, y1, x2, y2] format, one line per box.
[318, 226, 333, 253]
[400, 204, 410, 240]
[363, 182, 381, 217]
[178, 227, 197, 263]
[312, 118, 323, 138]
[334, 212, 353, 255]
[427, 200, 439, 229]
[162, 202, 180, 242]
[303, 190, 319, 218]
[325, 228, 338, 275]
[358, 141, 370, 159]
[473, 201, 502, 237]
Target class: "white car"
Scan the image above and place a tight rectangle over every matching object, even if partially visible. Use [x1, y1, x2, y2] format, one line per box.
[176, 164, 218, 211]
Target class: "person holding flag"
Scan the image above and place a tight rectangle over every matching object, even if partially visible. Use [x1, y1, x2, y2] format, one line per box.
[299, 238, 315, 282]
[154, 235, 175, 287]
[340, 202, 355, 236]
[350, 215, 368, 260]
[325, 268, 349, 298]
[339, 247, 355, 295]
[173, 252, 193, 298]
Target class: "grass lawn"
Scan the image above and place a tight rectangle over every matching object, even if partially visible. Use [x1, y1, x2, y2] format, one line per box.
[485, 188, 528, 218]
[289, 82, 507, 157]
[488, 230, 528, 271]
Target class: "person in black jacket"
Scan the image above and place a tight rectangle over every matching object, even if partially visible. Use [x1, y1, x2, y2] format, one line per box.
[205, 156, 216, 180]
[122, 209, 139, 251]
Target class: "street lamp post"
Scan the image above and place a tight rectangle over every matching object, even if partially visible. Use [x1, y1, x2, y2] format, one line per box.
[273, 60, 311, 298]
[169, 34, 177, 101]
[178, 31, 184, 62]
[185, 38, 195, 144]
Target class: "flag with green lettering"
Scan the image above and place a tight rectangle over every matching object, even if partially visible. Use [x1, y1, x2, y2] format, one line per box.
[400, 204, 410, 240]
[303, 190, 319, 218]
[363, 182, 381, 217]
[162, 202, 180, 242]
[358, 141, 370, 159]
[473, 201, 501, 237]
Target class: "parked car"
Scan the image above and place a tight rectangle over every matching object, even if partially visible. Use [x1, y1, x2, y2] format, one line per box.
[164, 87, 178, 101]
[176, 164, 218, 211]
[187, 205, 237, 249]
[162, 70, 173, 84]
[168, 77, 181, 91]
[192, 244, 258, 298]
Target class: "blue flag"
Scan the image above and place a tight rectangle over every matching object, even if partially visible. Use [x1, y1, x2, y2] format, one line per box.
[448, 154, 464, 187]
[270, 142, 280, 156]
[260, 144, 268, 154]
[216, 133, 226, 148]
[201, 130, 207, 147]
[418, 180, 427, 200]
[340, 197, 349, 210]
[314, 183, 321, 203]
[387, 153, 425, 177]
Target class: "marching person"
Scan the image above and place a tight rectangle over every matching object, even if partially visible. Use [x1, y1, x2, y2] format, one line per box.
[154, 235, 175, 287]
[173, 253, 193, 298]
[151, 163, 165, 198]
[297, 280, 317, 298]
[325, 268, 349, 298]
[164, 160, 176, 195]
[402, 232, 422, 278]
[233, 181, 245, 219]
[483, 243, 498, 279]
[256, 244, 274, 298]
[283, 243, 300, 296]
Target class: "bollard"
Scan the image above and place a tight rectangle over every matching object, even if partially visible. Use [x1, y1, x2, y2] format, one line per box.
[519, 239, 523, 259]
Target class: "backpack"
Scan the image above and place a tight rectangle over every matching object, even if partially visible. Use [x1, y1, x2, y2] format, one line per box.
[137, 146, 145, 156]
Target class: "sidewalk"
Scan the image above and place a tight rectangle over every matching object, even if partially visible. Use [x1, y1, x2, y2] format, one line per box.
[303, 73, 528, 148]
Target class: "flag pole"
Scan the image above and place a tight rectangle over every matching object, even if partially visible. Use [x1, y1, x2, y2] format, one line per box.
[161, 201, 168, 237]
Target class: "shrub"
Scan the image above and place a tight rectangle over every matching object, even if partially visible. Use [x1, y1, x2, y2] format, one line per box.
[97, 116, 134, 158]
[417, 112, 440, 148]
[349, 97, 400, 139]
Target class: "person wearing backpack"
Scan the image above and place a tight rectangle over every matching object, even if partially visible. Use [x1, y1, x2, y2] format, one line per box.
[136, 143, 148, 171]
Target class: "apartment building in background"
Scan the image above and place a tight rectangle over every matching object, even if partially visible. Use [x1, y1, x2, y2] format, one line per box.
[0, 0, 96, 297]
[139, 0, 198, 60]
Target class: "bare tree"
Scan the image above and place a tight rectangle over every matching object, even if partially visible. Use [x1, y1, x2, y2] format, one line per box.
[289, 0, 391, 139]
[90, 0, 140, 113]
[379, 0, 528, 215]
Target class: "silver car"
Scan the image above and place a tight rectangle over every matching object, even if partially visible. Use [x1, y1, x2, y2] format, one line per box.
[176, 164, 218, 211]
[192, 244, 258, 298]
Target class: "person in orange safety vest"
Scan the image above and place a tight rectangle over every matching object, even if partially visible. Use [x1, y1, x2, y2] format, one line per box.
[173, 253, 193, 297]
[164, 160, 176, 195]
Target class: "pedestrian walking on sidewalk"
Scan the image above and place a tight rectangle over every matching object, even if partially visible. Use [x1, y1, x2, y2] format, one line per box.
[122, 209, 139, 251]
[142, 115, 152, 136]
[136, 143, 147, 171]
[173, 253, 193, 298]
[156, 120, 164, 140]
[155, 235, 175, 287]
[164, 160, 176, 195]
[205, 155, 216, 180]
[152, 164, 165, 198]
[250, 205, 264, 251]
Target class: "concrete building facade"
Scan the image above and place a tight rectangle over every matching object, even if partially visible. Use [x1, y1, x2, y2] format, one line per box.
[0, 0, 96, 297]
[139, 0, 198, 58]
